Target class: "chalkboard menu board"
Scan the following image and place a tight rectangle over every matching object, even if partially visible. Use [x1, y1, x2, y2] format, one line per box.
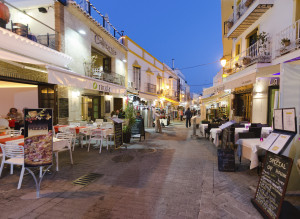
[58, 98, 69, 118]
[217, 149, 235, 172]
[252, 152, 293, 219]
[114, 122, 123, 148]
[131, 119, 145, 141]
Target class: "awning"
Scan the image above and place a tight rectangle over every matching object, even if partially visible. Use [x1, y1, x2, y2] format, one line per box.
[139, 92, 158, 101]
[0, 48, 46, 65]
[203, 72, 256, 96]
[47, 65, 126, 95]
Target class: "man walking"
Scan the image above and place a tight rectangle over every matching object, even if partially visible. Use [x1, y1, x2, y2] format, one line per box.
[185, 107, 192, 128]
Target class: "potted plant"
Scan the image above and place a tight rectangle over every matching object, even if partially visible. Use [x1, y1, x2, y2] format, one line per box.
[83, 55, 97, 77]
[0, 1, 10, 28]
[281, 38, 291, 47]
[242, 56, 251, 65]
[122, 104, 136, 143]
[227, 20, 233, 29]
[245, 0, 253, 7]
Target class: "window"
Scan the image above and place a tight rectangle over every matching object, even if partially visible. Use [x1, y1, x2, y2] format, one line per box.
[247, 29, 258, 48]
[91, 48, 111, 73]
[133, 66, 141, 90]
[236, 44, 241, 56]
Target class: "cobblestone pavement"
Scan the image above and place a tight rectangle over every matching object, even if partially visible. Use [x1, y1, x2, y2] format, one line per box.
[0, 122, 264, 219]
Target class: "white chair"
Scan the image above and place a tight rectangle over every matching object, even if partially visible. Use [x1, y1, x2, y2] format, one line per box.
[64, 127, 77, 151]
[0, 144, 25, 189]
[88, 129, 107, 153]
[6, 129, 21, 136]
[79, 127, 92, 148]
[0, 118, 9, 130]
[55, 134, 73, 171]
[69, 123, 80, 127]
[95, 119, 104, 123]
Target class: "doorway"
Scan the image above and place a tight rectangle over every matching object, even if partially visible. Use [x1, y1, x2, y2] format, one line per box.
[114, 97, 123, 111]
[38, 85, 57, 124]
[82, 96, 101, 121]
[267, 86, 279, 126]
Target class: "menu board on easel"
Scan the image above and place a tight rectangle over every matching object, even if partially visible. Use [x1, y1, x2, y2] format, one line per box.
[111, 117, 123, 149]
[251, 152, 293, 219]
[274, 109, 283, 130]
[273, 108, 297, 133]
[24, 109, 53, 167]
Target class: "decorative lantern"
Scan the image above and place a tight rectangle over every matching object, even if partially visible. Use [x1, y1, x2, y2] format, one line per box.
[0, 1, 10, 28]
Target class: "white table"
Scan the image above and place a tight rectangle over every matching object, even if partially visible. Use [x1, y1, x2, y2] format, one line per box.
[210, 128, 222, 146]
[210, 127, 273, 147]
[200, 124, 208, 136]
[236, 138, 264, 169]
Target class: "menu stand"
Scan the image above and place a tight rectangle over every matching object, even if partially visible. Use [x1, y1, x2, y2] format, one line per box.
[21, 166, 52, 199]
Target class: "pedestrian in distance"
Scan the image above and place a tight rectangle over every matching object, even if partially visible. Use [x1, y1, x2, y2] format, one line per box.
[185, 107, 192, 128]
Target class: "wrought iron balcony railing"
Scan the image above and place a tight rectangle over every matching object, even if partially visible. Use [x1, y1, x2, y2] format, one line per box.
[145, 83, 156, 93]
[275, 19, 300, 58]
[224, 36, 271, 74]
[73, 0, 124, 42]
[84, 67, 125, 86]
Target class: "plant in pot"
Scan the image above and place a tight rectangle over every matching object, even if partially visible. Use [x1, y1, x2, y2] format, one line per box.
[281, 38, 291, 47]
[242, 56, 251, 65]
[122, 104, 136, 143]
[0, 1, 10, 28]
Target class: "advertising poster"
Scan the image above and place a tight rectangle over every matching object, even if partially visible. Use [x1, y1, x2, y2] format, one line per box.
[24, 109, 53, 167]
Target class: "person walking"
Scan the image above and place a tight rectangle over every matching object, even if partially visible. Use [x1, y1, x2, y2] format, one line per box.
[185, 107, 192, 128]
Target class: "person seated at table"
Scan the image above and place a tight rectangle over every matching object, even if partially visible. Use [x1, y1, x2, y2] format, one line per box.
[6, 108, 23, 130]
[136, 111, 143, 119]
[110, 111, 115, 117]
[118, 109, 125, 119]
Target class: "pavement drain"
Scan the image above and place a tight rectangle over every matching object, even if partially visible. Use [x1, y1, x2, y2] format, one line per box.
[137, 148, 157, 153]
[112, 154, 134, 163]
[72, 173, 103, 186]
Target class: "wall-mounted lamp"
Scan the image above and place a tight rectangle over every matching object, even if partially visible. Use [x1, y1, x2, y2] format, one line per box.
[78, 30, 86, 35]
[220, 56, 227, 67]
[38, 7, 48, 13]
[122, 59, 127, 63]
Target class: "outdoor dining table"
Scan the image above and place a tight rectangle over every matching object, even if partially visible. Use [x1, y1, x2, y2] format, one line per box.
[3, 136, 70, 171]
[210, 127, 273, 146]
[199, 124, 208, 136]
[235, 138, 265, 169]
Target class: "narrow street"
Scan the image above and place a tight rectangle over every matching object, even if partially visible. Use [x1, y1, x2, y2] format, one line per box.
[0, 123, 262, 219]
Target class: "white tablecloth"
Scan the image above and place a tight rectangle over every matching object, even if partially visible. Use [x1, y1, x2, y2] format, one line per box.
[236, 138, 264, 169]
[210, 128, 222, 146]
[210, 127, 273, 147]
[200, 124, 208, 136]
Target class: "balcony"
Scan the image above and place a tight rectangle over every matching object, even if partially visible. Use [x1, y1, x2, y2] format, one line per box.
[0, 1, 71, 67]
[275, 19, 300, 58]
[145, 83, 156, 94]
[225, 0, 274, 38]
[1, 1, 58, 50]
[85, 67, 125, 86]
[224, 35, 271, 74]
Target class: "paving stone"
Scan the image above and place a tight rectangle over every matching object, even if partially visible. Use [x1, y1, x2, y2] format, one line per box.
[0, 123, 278, 218]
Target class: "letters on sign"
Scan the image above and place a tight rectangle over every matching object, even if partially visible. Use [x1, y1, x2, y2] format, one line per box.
[94, 33, 117, 56]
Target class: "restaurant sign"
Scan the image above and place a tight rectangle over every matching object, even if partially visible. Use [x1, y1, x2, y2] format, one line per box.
[94, 32, 117, 56]
[24, 109, 53, 167]
[93, 82, 111, 92]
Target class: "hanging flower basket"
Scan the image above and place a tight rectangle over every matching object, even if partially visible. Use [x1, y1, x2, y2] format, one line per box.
[227, 21, 233, 29]
[0, 2, 10, 28]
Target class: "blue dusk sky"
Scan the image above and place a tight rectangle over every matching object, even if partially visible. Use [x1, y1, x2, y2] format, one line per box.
[90, 0, 223, 94]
